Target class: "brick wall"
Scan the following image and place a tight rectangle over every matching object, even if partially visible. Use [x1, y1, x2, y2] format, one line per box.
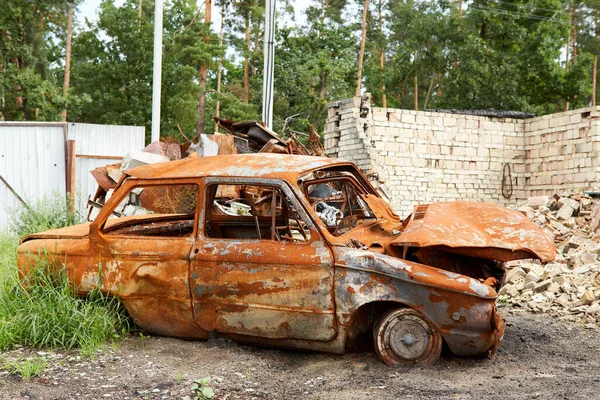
[325, 95, 600, 216]
[524, 109, 600, 197]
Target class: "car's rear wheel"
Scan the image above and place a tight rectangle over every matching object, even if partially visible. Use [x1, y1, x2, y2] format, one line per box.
[374, 308, 442, 366]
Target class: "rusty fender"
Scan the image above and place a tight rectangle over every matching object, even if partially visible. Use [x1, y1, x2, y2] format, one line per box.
[18, 234, 204, 340]
[334, 248, 505, 356]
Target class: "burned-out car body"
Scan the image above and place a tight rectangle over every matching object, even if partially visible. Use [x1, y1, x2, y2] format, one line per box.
[18, 154, 556, 365]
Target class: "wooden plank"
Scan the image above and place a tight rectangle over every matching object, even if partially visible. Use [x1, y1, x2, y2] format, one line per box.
[76, 154, 122, 160]
[67, 140, 76, 211]
[0, 173, 31, 210]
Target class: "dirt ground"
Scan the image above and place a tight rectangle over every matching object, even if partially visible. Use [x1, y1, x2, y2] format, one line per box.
[1, 309, 599, 400]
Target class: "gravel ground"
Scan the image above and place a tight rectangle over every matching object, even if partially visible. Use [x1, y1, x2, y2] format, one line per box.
[1, 310, 599, 400]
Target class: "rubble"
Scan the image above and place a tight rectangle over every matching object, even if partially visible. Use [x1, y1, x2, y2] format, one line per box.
[503, 192, 600, 328]
[87, 117, 325, 220]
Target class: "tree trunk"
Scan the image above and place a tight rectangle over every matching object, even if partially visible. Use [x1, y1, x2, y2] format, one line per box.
[573, 17, 577, 59]
[424, 73, 434, 110]
[310, 0, 329, 97]
[138, 0, 143, 32]
[196, 0, 212, 137]
[61, 0, 74, 122]
[566, 2, 573, 111]
[355, 0, 369, 97]
[594, 11, 598, 107]
[594, 55, 597, 107]
[215, 3, 225, 125]
[243, 9, 250, 103]
[320, 0, 328, 34]
[378, 0, 386, 108]
[414, 51, 418, 111]
[252, 19, 261, 76]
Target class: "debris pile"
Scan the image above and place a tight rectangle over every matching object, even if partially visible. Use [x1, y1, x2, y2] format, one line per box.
[502, 192, 600, 327]
[87, 117, 325, 219]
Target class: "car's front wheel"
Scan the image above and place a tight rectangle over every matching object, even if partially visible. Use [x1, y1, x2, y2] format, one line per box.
[374, 308, 442, 366]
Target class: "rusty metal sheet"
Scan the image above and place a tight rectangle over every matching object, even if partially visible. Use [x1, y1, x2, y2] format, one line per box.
[391, 202, 556, 262]
[90, 166, 114, 192]
[142, 141, 183, 160]
[123, 154, 345, 181]
[334, 247, 505, 357]
[190, 239, 336, 340]
[21, 223, 91, 242]
[210, 134, 237, 155]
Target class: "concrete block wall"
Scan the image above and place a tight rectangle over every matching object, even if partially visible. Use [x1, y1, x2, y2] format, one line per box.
[325, 96, 375, 175]
[325, 95, 600, 216]
[524, 108, 600, 196]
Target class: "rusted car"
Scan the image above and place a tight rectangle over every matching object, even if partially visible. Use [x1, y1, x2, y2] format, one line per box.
[17, 154, 555, 365]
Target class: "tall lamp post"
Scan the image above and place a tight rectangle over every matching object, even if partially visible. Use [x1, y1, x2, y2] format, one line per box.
[151, 0, 163, 143]
[262, 0, 276, 129]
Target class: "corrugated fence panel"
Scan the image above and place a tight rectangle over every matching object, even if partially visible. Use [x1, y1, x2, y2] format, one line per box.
[0, 122, 67, 228]
[67, 123, 145, 215]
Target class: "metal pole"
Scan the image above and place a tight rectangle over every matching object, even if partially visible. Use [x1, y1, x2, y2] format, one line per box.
[151, 0, 164, 143]
[262, 0, 276, 129]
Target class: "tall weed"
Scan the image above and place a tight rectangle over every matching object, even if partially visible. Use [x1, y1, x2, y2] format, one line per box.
[9, 193, 80, 238]
[0, 195, 132, 354]
[0, 258, 132, 354]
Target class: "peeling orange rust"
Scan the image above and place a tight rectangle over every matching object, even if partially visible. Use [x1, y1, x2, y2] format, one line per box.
[17, 154, 555, 366]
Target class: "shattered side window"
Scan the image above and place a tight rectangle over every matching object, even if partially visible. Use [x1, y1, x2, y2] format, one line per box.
[205, 183, 311, 242]
[101, 183, 198, 237]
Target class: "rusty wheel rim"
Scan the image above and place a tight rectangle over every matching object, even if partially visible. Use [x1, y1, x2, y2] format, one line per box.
[388, 318, 430, 361]
[374, 309, 442, 366]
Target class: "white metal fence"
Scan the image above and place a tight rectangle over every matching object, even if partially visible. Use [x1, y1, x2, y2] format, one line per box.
[0, 122, 144, 228]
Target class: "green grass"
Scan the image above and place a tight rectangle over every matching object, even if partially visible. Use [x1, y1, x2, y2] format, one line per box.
[0, 195, 132, 355]
[0, 355, 47, 379]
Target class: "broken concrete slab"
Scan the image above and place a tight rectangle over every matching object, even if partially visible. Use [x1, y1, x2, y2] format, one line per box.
[120, 150, 170, 171]
[558, 197, 581, 212]
[527, 195, 549, 209]
[556, 205, 575, 220]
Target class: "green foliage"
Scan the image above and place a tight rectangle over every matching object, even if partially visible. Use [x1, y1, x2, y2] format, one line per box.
[174, 370, 185, 384]
[191, 377, 214, 400]
[9, 194, 79, 238]
[0, 0, 72, 120]
[70, 0, 156, 139]
[0, 195, 132, 355]
[0, 355, 47, 379]
[0, 233, 18, 271]
[0, 250, 132, 355]
[4, 0, 600, 137]
[362, 0, 594, 114]
[272, 9, 356, 132]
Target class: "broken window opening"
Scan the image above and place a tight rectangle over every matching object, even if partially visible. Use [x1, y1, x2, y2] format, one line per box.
[205, 183, 311, 243]
[305, 177, 376, 237]
[101, 183, 199, 237]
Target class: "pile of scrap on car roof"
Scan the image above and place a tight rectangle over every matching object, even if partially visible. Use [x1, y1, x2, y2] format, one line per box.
[87, 117, 324, 218]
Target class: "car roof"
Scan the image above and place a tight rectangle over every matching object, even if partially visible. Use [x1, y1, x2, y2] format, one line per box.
[124, 153, 351, 181]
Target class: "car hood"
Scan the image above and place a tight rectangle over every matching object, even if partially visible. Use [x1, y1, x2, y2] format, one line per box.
[390, 202, 556, 262]
[20, 223, 91, 243]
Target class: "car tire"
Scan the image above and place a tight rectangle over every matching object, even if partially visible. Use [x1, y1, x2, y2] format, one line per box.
[373, 308, 442, 366]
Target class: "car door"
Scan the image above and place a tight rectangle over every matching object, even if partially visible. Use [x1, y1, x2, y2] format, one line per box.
[190, 178, 337, 341]
[89, 179, 203, 339]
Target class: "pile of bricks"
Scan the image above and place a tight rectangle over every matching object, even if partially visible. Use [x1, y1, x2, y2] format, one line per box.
[501, 193, 600, 327]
